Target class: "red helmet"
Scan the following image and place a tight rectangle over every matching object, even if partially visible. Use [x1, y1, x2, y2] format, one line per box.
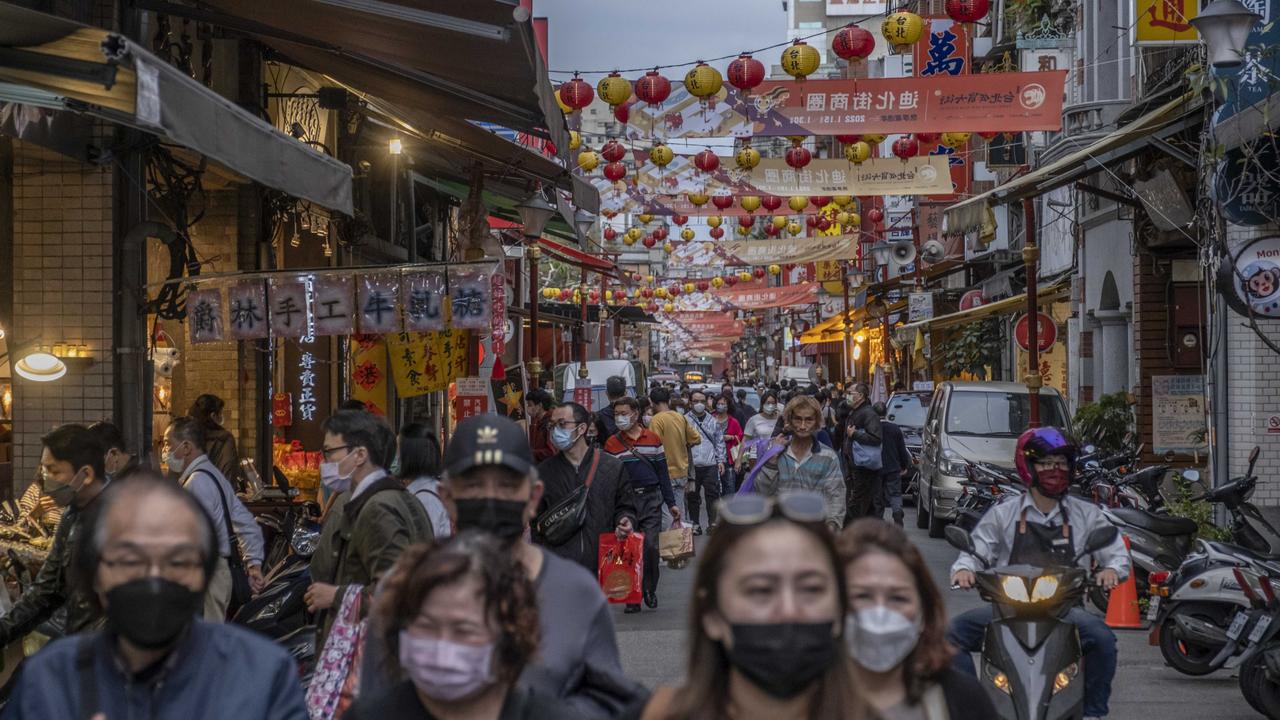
[1014, 427, 1077, 489]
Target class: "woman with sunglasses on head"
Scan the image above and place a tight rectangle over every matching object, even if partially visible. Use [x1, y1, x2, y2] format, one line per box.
[629, 492, 866, 720]
[838, 519, 994, 720]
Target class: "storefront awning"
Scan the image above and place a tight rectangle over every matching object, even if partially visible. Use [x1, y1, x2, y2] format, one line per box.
[538, 237, 616, 276]
[893, 281, 1071, 340]
[944, 93, 1204, 233]
[0, 2, 353, 213]
[801, 299, 908, 344]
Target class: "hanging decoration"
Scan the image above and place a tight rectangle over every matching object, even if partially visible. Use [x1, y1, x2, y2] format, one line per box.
[882, 11, 925, 53]
[734, 145, 761, 170]
[784, 137, 812, 170]
[603, 227, 617, 242]
[727, 53, 766, 93]
[710, 227, 725, 239]
[577, 149, 601, 172]
[188, 289, 224, 344]
[638, 213, 654, 224]
[569, 131, 582, 151]
[739, 195, 761, 213]
[643, 235, 656, 248]
[227, 281, 269, 340]
[269, 278, 309, 339]
[625, 227, 644, 243]
[680, 227, 695, 241]
[768, 264, 782, 276]
[558, 73, 594, 111]
[635, 69, 672, 106]
[779, 39, 821, 82]
[672, 214, 689, 226]
[866, 207, 884, 224]
[761, 194, 782, 211]
[737, 216, 755, 229]
[688, 191, 710, 206]
[357, 274, 402, 335]
[892, 136, 920, 161]
[601, 139, 626, 163]
[712, 194, 734, 211]
[706, 216, 723, 229]
[596, 72, 633, 109]
[862, 133, 887, 145]
[603, 162, 627, 182]
[694, 148, 721, 173]
[649, 143, 675, 168]
[832, 195, 853, 208]
[945, 0, 990, 23]
[788, 196, 809, 213]
[313, 275, 356, 336]
[613, 102, 632, 125]
[684, 62, 723, 98]
[833, 24, 876, 62]
[771, 215, 788, 230]
[941, 131, 972, 148]
[786, 221, 802, 236]
[844, 140, 872, 165]
[810, 196, 832, 209]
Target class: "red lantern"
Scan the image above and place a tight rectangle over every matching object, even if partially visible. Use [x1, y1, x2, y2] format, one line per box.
[603, 227, 617, 241]
[613, 102, 631, 124]
[866, 207, 884, 224]
[641, 287, 654, 298]
[601, 139, 626, 163]
[559, 289, 573, 301]
[642, 235, 656, 248]
[558, 74, 594, 111]
[892, 136, 919, 160]
[653, 226, 669, 241]
[603, 162, 627, 182]
[761, 195, 783, 211]
[945, 0, 990, 23]
[725, 275, 738, 286]
[635, 70, 672, 106]
[832, 24, 876, 62]
[835, 134, 861, 144]
[810, 196, 832, 208]
[727, 53, 766, 92]
[696, 280, 711, 292]
[672, 214, 689, 226]
[754, 267, 766, 279]
[738, 216, 755, 229]
[694, 149, 721, 173]
[668, 285, 681, 297]
[646, 302, 659, 313]
[817, 217, 832, 231]
[710, 226, 725, 239]
[785, 145, 812, 169]
[979, 130, 1001, 140]
[806, 216, 818, 228]
[915, 132, 940, 147]
[764, 223, 780, 237]
[712, 195, 734, 210]
[588, 289, 600, 303]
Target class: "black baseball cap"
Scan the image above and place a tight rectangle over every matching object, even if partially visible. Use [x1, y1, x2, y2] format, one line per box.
[444, 414, 534, 477]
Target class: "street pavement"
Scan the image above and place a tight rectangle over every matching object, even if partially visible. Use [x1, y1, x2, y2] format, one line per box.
[610, 507, 1261, 719]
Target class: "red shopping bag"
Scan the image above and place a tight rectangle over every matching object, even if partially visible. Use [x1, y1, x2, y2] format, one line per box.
[597, 532, 644, 604]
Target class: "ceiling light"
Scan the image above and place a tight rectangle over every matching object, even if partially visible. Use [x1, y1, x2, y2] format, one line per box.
[389, 137, 403, 155]
[14, 351, 66, 382]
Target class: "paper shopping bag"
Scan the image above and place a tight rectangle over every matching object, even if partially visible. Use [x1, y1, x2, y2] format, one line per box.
[659, 521, 695, 565]
[598, 532, 644, 604]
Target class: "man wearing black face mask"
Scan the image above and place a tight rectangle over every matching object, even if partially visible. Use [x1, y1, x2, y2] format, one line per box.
[0, 425, 109, 654]
[438, 414, 643, 720]
[6, 472, 307, 719]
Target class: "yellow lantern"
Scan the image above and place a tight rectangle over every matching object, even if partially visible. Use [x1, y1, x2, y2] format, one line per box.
[626, 227, 643, 243]
[684, 62, 723, 98]
[846, 211, 861, 227]
[656, 287, 669, 299]
[832, 195, 854, 208]
[680, 227, 695, 241]
[649, 143, 674, 168]
[788, 196, 809, 213]
[941, 131, 971, 148]
[569, 130, 581, 151]
[555, 92, 574, 114]
[739, 271, 753, 282]
[844, 141, 872, 165]
[768, 264, 782, 276]
[862, 133, 887, 144]
[664, 242, 674, 253]
[771, 215, 787, 230]
[596, 72, 632, 108]
[710, 276, 724, 288]
[779, 40, 821, 81]
[736, 225, 750, 236]
[646, 275, 655, 284]
[688, 191, 710, 207]
[577, 149, 600, 172]
[638, 213, 654, 224]
[623, 234, 637, 246]
[735, 146, 761, 170]
[707, 216, 723, 229]
[882, 11, 925, 52]
[684, 282, 696, 294]
[663, 302, 674, 313]
[739, 195, 761, 213]
[786, 221, 802, 236]
[605, 290, 614, 303]
[541, 287, 555, 299]
[836, 211, 851, 226]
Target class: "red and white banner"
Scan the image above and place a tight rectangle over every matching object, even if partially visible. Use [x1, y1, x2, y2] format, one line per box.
[716, 282, 819, 310]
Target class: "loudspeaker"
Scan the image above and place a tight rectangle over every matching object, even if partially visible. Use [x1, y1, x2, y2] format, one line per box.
[891, 240, 917, 265]
[920, 239, 946, 264]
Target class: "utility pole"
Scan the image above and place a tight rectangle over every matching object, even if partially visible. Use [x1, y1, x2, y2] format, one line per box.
[1023, 196, 1041, 428]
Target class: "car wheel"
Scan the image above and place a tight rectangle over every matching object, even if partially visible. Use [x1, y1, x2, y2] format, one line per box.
[927, 495, 947, 538]
[916, 489, 930, 529]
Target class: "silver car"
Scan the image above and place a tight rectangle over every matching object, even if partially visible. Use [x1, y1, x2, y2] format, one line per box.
[916, 381, 1071, 538]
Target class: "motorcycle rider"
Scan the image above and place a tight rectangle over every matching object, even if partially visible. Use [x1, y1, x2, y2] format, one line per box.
[947, 427, 1130, 720]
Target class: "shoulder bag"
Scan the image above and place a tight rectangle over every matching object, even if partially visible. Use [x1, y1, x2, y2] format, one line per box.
[193, 469, 253, 616]
[533, 450, 602, 546]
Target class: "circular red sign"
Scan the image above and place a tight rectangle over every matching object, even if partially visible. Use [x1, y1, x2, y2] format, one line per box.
[959, 289, 985, 311]
[1014, 312, 1057, 352]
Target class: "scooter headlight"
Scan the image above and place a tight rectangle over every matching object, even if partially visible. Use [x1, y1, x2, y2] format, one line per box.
[1052, 662, 1078, 695]
[1001, 576, 1030, 603]
[984, 662, 1012, 695]
[1031, 575, 1060, 602]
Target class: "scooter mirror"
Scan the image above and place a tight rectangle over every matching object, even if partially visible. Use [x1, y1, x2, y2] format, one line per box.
[1249, 446, 1261, 464]
[1079, 526, 1119, 558]
[944, 525, 976, 556]
[1181, 469, 1201, 483]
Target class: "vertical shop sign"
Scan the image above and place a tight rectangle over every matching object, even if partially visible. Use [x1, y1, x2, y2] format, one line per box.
[350, 335, 389, 416]
[453, 377, 489, 421]
[188, 288, 224, 344]
[491, 271, 507, 356]
[298, 351, 318, 422]
[312, 275, 355, 336]
[227, 281, 268, 340]
[914, 18, 971, 200]
[387, 332, 432, 398]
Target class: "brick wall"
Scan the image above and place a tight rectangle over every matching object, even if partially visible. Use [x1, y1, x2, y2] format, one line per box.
[8, 140, 114, 484]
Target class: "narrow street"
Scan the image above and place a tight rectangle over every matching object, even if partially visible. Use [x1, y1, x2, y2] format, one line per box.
[613, 513, 1259, 719]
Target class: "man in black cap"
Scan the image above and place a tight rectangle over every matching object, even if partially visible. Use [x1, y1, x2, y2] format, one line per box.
[438, 414, 642, 720]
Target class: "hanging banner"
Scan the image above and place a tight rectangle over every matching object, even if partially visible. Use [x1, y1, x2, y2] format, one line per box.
[1136, 0, 1200, 45]
[914, 17, 970, 78]
[715, 282, 820, 310]
[350, 335, 388, 416]
[617, 71, 1067, 140]
[313, 275, 356, 336]
[490, 271, 507, 356]
[718, 235, 864, 265]
[452, 377, 489, 422]
[187, 288, 224, 344]
[358, 274, 402, 335]
[491, 368, 526, 421]
[402, 272, 448, 332]
[387, 331, 433, 399]
[227, 281, 269, 340]
[269, 279, 310, 339]
[449, 269, 493, 330]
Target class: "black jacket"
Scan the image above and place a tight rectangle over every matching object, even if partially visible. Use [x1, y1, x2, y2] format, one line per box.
[842, 401, 883, 475]
[535, 448, 637, 573]
[594, 405, 618, 445]
[0, 491, 104, 646]
[347, 681, 579, 720]
[879, 421, 912, 476]
[937, 666, 998, 720]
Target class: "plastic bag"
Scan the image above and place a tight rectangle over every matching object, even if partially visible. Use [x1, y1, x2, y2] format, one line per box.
[597, 532, 644, 604]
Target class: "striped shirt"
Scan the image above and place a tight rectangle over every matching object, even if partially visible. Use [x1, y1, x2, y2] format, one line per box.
[753, 441, 847, 529]
[604, 429, 676, 507]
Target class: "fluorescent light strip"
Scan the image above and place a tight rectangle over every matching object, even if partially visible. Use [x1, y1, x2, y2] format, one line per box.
[312, 0, 510, 41]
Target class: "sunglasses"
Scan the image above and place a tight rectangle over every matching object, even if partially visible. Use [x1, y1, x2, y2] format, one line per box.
[716, 491, 828, 526]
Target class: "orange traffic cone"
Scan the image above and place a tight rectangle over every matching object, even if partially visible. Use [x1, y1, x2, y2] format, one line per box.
[1105, 535, 1143, 629]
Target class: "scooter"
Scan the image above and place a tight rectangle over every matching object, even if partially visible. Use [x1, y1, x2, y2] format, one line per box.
[1226, 567, 1280, 717]
[945, 523, 1121, 720]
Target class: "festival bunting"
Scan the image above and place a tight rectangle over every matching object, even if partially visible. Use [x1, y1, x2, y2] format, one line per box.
[681, 236, 865, 266]
[358, 274, 401, 335]
[188, 288, 224, 344]
[313, 275, 356, 336]
[448, 269, 493, 331]
[386, 328, 472, 398]
[612, 71, 1066, 140]
[402, 272, 448, 332]
[715, 282, 820, 310]
[349, 335, 388, 416]
[228, 281, 269, 340]
[269, 278, 309, 339]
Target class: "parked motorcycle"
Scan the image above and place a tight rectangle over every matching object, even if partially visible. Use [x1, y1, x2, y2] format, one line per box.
[1236, 567, 1280, 718]
[945, 523, 1121, 720]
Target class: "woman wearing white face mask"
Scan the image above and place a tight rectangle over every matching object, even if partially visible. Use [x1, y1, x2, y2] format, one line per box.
[736, 392, 781, 473]
[838, 520, 994, 720]
[346, 532, 570, 720]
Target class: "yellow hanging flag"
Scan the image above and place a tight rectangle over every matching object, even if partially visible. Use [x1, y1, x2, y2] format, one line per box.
[912, 328, 926, 367]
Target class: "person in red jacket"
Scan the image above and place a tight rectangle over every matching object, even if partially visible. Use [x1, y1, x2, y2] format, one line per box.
[525, 388, 556, 463]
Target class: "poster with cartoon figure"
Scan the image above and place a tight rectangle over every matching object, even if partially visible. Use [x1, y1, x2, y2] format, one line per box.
[1220, 236, 1280, 318]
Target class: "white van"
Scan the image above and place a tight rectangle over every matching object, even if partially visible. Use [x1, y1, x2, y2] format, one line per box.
[553, 360, 646, 410]
[774, 365, 817, 386]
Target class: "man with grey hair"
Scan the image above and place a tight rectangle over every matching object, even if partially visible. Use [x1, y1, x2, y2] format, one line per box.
[164, 416, 265, 619]
[6, 472, 307, 719]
